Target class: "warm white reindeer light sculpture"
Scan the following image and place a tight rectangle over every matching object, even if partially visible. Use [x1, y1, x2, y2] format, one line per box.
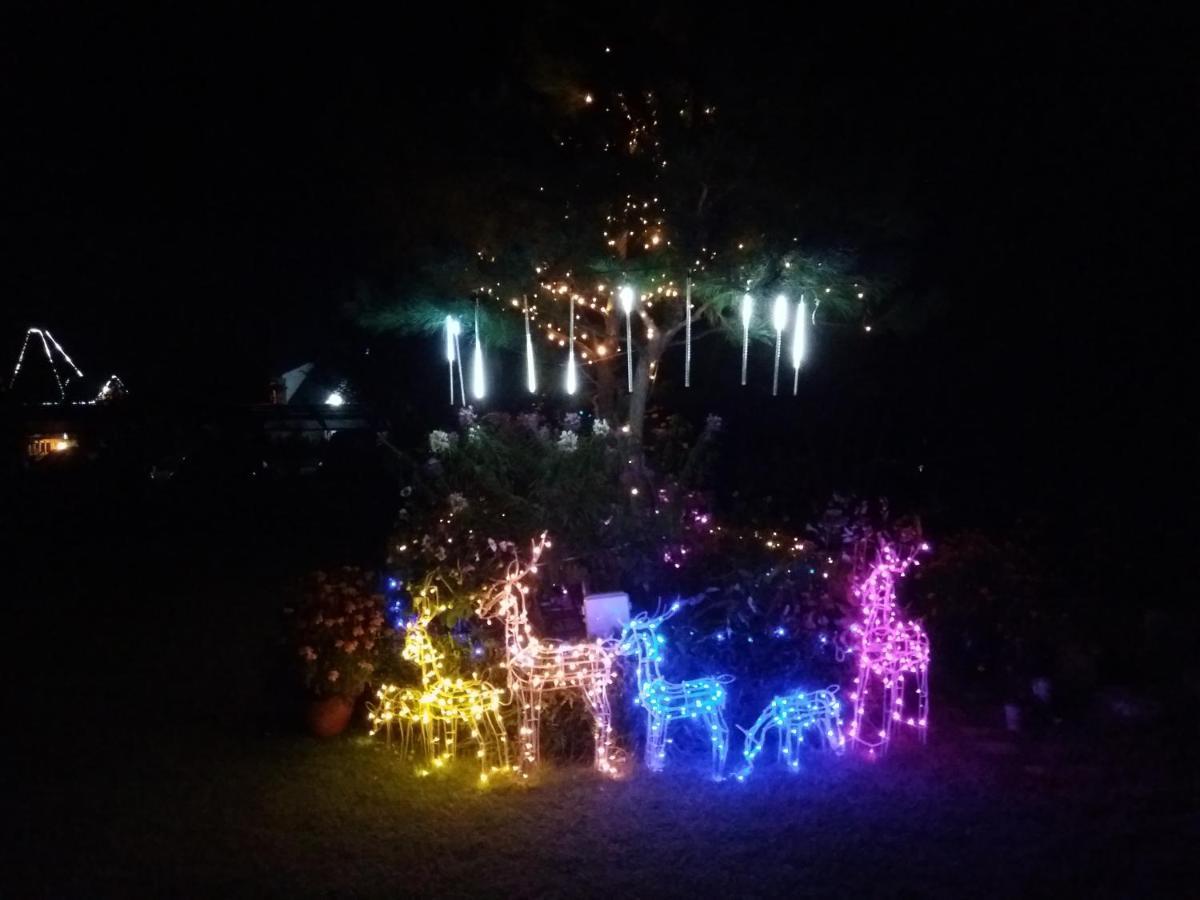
[476, 534, 620, 776]
[845, 539, 931, 754]
[620, 602, 733, 780]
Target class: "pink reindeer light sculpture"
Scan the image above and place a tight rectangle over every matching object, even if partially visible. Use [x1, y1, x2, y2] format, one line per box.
[476, 533, 621, 776]
[845, 539, 931, 754]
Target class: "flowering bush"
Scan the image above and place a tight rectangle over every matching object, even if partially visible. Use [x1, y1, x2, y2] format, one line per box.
[286, 566, 397, 699]
[389, 409, 724, 622]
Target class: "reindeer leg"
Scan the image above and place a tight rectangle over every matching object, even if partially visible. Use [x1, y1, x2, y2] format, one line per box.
[519, 688, 539, 774]
[582, 683, 615, 776]
[710, 706, 729, 781]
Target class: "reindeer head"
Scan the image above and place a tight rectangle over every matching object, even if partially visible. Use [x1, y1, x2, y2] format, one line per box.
[475, 532, 550, 623]
[617, 600, 682, 661]
[400, 603, 445, 680]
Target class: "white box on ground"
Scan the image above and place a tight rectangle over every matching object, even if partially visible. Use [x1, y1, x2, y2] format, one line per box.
[583, 591, 631, 638]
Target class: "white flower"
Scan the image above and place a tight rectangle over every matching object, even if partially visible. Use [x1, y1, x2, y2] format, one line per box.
[704, 413, 724, 434]
[563, 412, 582, 432]
[448, 492, 468, 513]
[593, 418, 611, 437]
[458, 406, 477, 428]
[556, 431, 578, 453]
[429, 430, 452, 454]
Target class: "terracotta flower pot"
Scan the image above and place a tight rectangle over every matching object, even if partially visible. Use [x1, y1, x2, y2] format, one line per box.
[306, 695, 354, 737]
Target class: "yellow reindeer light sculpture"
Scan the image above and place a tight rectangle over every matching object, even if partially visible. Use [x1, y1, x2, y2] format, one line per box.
[369, 585, 510, 781]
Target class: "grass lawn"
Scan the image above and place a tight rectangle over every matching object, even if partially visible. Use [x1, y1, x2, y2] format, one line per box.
[9, 714, 1195, 897]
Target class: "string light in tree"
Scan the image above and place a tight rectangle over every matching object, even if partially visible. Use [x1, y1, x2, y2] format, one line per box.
[476, 533, 621, 776]
[792, 295, 807, 395]
[619, 603, 733, 780]
[845, 540, 931, 755]
[740, 293, 753, 386]
[771, 294, 789, 396]
[471, 303, 486, 401]
[735, 687, 845, 781]
[619, 285, 636, 392]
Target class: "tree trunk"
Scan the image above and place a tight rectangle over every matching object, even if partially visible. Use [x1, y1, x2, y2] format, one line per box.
[593, 313, 621, 421]
[627, 337, 663, 445]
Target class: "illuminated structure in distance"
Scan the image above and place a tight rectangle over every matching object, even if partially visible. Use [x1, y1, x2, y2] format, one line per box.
[620, 603, 732, 780]
[735, 687, 845, 781]
[369, 593, 509, 781]
[845, 540, 931, 754]
[476, 534, 620, 776]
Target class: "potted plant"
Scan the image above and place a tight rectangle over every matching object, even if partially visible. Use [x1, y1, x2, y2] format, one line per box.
[286, 566, 393, 737]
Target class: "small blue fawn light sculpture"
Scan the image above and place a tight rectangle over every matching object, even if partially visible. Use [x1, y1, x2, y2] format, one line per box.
[734, 687, 846, 781]
[620, 602, 733, 780]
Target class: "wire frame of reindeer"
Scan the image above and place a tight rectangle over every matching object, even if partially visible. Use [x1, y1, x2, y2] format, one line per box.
[368, 586, 510, 782]
[476, 533, 622, 777]
[844, 538, 931, 755]
[734, 686, 846, 781]
[619, 601, 735, 780]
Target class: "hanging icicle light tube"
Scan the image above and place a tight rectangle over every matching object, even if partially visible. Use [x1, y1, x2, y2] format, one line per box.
[684, 277, 693, 388]
[792, 296, 807, 395]
[772, 293, 788, 397]
[740, 293, 753, 386]
[620, 285, 636, 392]
[445, 316, 461, 405]
[471, 304, 486, 401]
[523, 298, 537, 394]
[565, 295, 578, 395]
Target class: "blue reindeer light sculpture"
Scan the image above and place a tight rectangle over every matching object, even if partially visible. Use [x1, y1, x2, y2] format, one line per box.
[620, 602, 733, 780]
[735, 686, 845, 781]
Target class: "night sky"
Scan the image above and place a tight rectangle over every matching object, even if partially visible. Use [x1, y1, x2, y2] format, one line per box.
[3, 5, 1192, 550]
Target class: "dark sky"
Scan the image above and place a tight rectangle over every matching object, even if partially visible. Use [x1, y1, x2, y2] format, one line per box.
[2, 4, 1192, 415]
